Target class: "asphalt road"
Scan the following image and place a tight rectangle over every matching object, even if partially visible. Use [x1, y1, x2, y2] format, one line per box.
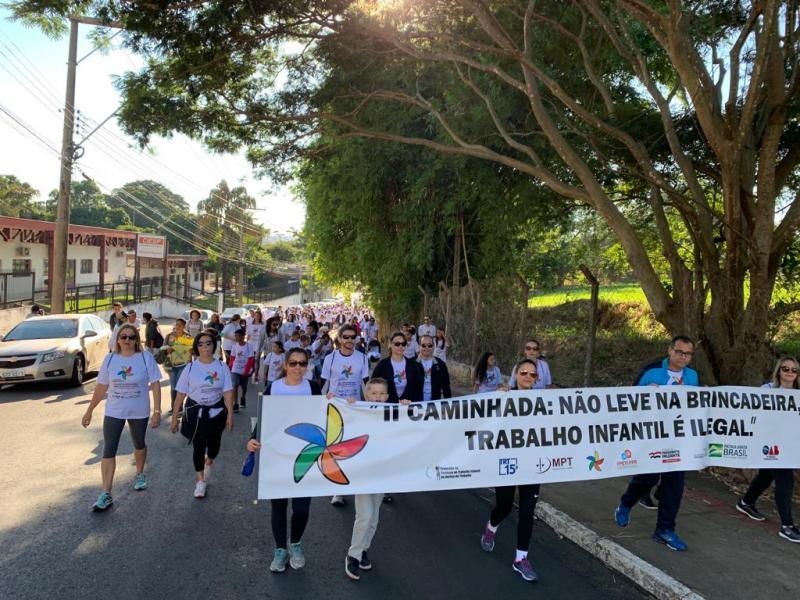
[0, 373, 647, 600]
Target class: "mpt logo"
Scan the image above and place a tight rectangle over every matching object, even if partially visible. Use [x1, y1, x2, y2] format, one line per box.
[499, 458, 518, 476]
[536, 458, 551, 474]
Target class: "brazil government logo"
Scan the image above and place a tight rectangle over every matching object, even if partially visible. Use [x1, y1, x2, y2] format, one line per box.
[285, 404, 369, 485]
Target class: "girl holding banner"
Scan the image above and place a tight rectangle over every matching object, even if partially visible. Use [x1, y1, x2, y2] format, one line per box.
[479, 357, 540, 583]
[735, 356, 800, 543]
[247, 347, 322, 573]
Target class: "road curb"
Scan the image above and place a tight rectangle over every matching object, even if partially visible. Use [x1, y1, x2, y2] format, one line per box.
[535, 500, 704, 600]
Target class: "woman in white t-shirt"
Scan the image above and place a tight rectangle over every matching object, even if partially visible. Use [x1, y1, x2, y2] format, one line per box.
[508, 339, 553, 389]
[170, 331, 235, 499]
[247, 310, 266, 381]
[81, 323, 163, 512]
[247, 348, 322, 573]
[434, 330, 449, 363]
[473, 351, 504, 393]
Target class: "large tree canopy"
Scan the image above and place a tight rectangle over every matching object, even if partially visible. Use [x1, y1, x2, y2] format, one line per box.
[13, 1, 800, 383]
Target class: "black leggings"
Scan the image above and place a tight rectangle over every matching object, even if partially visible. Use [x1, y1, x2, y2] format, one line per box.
[103, 416, 148, 458]
[271, 497, 311, 548]
[743, 468, 795, 526]
[192, 411, 227, 472]
[490, 484, 540, 552]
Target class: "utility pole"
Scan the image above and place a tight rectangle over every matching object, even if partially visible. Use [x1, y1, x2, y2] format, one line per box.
[51, 16, 123, 313]
[238, 218, 245, 305]
[51, 19, 79, 314]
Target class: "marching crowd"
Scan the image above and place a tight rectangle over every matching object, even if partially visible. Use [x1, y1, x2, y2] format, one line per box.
[78, 302, 800, 585]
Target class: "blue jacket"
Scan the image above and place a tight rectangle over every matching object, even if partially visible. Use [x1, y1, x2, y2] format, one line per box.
[634, 357, 699, 386]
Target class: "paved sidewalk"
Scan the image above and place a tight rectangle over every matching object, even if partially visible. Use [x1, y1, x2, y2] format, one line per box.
[446, 378, 799, 599]
[541, 469, 800, 599]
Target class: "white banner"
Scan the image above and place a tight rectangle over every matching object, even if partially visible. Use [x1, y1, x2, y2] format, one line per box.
[136, 234, 166, 259]
[257, 387, 800, 499]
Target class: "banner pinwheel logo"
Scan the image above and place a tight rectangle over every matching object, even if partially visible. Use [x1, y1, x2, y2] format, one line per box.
[586, 450, 605, 472]
[285, 404, 369, 485]
[117, 366, 133, 380]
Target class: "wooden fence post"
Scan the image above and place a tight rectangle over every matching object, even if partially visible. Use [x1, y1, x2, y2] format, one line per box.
[579, 264, 599, 386]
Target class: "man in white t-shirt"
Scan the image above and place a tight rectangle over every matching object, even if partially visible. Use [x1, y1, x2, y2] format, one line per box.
[321, 323, 370, 509]
[321, 324, 369, 399]
[417, 316, 436, 341]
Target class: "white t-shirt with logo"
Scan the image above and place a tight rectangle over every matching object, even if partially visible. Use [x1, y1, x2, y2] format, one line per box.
[270, 378, 312, 396]
[247, 322, 266, 353]
[262, 352, 285, 382]
[176, 359, 234, 418]
[421, 358, 434, 401]
[321, 349, 369, 399]
[99, 352, 162, 419]
[667, 369, 684, 385]
[230, 342, 254, 375]
[477, 366, 502, 392]
[391, 358, 408, 398]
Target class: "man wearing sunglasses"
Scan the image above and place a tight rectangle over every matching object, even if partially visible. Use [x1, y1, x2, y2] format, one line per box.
[417, 335, 451, 401]
[614, 335, 699, 552]
[322, 324, 370, 507]
[321, 324, 370, 401]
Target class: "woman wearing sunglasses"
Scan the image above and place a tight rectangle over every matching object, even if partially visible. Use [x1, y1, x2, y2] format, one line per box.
[509, 339, 552, 389]
[82, 323, 163, 511]
[371, 331, 424, 404]
[170, 332, 235, 499]
[735, 356, 800, 542]
[480, 358, 541, 583]
[247, 348, 322, 573]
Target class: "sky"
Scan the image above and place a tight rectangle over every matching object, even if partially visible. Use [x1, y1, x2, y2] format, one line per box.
[0, 8, 306, 236]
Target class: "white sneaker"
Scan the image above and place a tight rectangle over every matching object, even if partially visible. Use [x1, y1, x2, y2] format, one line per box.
[194, 480, 207, 498]
[331, 495, 346, 506]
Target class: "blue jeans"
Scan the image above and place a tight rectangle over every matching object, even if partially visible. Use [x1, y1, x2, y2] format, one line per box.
[169, 364, 187, 408]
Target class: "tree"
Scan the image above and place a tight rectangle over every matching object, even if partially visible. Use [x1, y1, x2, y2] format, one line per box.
[46, 179, 131, 228]
[197, 180, 259, 297]
[15, 1, 800, 383]
[109, 180, 199, 254]
[0, 175, 46, 218]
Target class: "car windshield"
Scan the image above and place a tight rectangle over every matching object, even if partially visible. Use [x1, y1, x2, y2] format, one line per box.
[4, 319, 77, 341]
[221, 309, 243, 317]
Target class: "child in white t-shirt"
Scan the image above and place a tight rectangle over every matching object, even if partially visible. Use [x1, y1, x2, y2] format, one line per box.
[228, 328, 254, 412]
[260, 340, 285, 385]
[345, 378, 389, 581]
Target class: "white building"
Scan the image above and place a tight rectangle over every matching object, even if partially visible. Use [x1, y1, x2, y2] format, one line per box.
[0, 216, 132, 301]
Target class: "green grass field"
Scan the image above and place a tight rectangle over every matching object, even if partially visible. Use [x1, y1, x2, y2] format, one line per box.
[528, 283, 646, 308]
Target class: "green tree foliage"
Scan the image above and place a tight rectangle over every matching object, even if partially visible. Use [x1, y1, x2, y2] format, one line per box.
[46, 179, 131, 228]
[0, 175, 46, 219]
[108, 180, 198, 253]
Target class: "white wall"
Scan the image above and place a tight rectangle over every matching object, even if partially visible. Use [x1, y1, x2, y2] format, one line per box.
[0, 241, 127, 291]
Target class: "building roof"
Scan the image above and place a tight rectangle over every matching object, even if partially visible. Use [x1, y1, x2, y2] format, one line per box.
[0, 216, 138, 239]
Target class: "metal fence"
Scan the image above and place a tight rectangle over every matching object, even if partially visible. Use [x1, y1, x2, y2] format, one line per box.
[64, 278, 165, 314]
[0, 271, 45, 309]
[245, 279, 300, 305]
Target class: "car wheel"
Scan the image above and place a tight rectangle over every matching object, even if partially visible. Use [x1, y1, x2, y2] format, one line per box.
[69, 355, 85, 387]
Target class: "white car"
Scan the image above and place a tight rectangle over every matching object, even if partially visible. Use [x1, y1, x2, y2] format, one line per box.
[0, 314, 111, 387]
